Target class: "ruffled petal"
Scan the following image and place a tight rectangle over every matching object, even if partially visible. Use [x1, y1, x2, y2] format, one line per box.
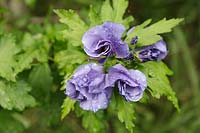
[118, 81, 144, 101]
[88, 74, 106, 93]
[129, 70, 147, 89]
[102, 21, 125, 38]
[108, 64, 140, 86]
[66, 80, 85, 101]
[80, 92, 110, 112]
[74, 63, 104, 78]
[112, 40, 129, 58]
[125, 86, 143, 101]
[108, 64, 147, 102]
[82, 26, 104, 48]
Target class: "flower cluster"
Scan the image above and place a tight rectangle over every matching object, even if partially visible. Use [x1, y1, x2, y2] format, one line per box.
[65, 21, 168, 112]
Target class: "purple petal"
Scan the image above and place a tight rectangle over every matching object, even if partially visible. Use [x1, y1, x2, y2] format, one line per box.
[109, 64, 144, 86]
[80, 90, 110, 112]
[88, 74, 106, 93]
[102, 21, 125, 38]
[65, 63, 114, 112]
[154, 40, 167, 52]
[118, 81, 144, 101]
[66, 80, 85, 101]
[82, 26, 104, 49]
[73, 63, 104, 78]
[84, 47, 102, 58]
[112, 40, 129, 58]
[138, 40, 168, 62]
[129, 70, 147, 89]
[108, 64, 147, 102]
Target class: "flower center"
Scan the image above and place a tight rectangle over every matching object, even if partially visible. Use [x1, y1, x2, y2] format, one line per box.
[95, 40, 112, 56]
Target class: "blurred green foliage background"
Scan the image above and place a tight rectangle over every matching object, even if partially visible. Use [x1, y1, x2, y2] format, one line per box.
[0, 0, 200, 132]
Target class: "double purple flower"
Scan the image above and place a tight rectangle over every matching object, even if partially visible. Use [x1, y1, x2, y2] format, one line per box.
[66, 63, 113, 112]
[65, 63, 147, 112]
[82, 21, 129, 63]
[108, 64, 147, 101]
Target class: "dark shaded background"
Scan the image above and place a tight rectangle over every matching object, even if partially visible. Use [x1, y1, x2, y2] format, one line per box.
[0, 0, 200, 132]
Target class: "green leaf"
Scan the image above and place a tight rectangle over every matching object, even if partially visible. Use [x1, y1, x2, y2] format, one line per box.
[112, 0, 128, 23]
[126, 18, 184, 46]
[29, 63, 53, 91]
[14, 33, 49, 75]
[89, 5, 101, 27]
[82, 111, 106, 133]
[0, 34, 17, 81]
[0, 80, 36, 111]
[116, 95, 135, 133]
[100, 0, 113, 22]
[54, 9, 88, 46]
[100, 0, 133, 28]
[139, 61, 180, 111]
[61, 97, 75, 120]
[28, 63, 53, 103]
[121, 16, 134, 29]
[54, 48, 87, 90]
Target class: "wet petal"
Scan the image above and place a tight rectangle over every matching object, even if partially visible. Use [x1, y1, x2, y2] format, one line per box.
[80, 92, 109, 112]
[113, 41, 129, 58]
[82, 21, 128, 61]
[102, 21, 125, 38]
[108, 64, 147, 102]
[65, 63, 114, 112]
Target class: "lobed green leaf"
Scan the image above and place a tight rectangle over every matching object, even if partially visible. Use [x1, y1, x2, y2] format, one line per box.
[139, 61, 180, 111]
[112, 0, 128, 23]
[61, 97, 75, 120]
[14, 33, 50, 75]
[0, 35, 17, 81]
[29, 63, 53, 91]
[116, 95, 135, 133]
[82, 111, 106, 133]
[89, 5, 101, 27]
[100, 0, 133, 28]
[54, 9, 88, 46]
[100, 0, 113, 22]
[0, 80, 36, 111]
[126, 18, 184, 46]
[54, 49, 87, 75]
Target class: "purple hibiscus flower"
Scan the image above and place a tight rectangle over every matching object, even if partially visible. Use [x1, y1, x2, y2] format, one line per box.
[65, 63, 113, 112]
[82, 21, 129, 63]
[137, 40, 168, 62]
[108, 64, 147, 102]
